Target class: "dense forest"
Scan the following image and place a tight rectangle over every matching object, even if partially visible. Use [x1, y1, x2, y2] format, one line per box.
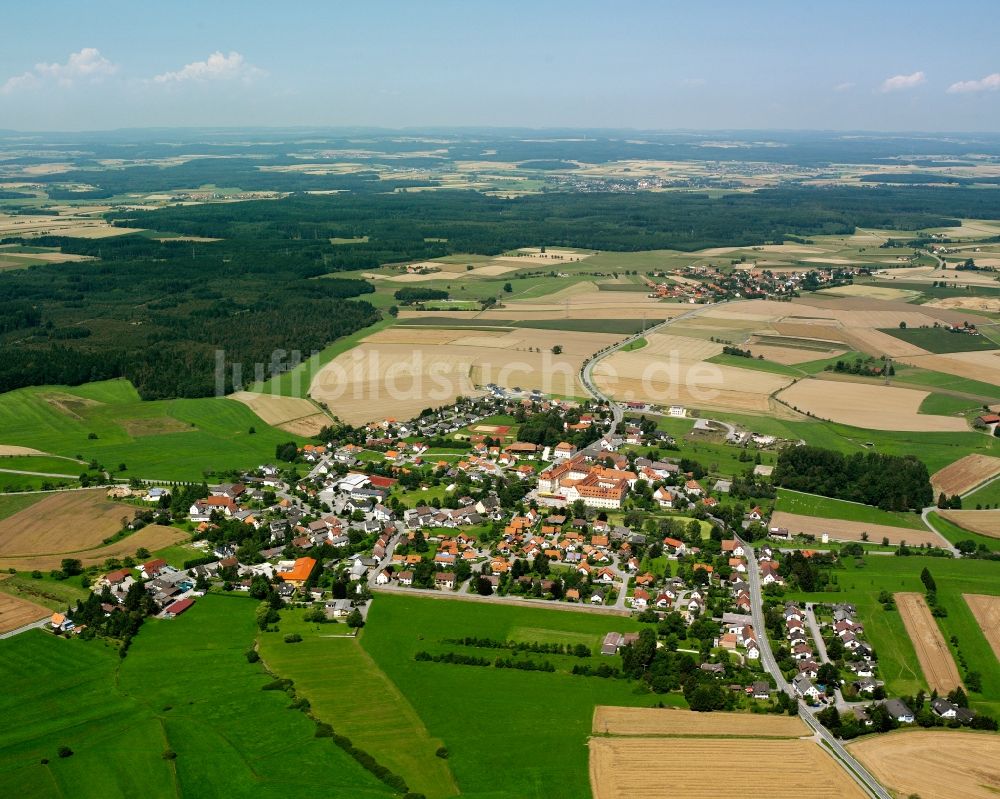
[110, 185, 1000, 254]
[771, 445, 933, 511]
[4, 183, 1000, 399]
[0, 234, 378, 398]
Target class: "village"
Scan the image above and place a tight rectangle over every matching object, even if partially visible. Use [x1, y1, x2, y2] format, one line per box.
[39, 389, 975, 741]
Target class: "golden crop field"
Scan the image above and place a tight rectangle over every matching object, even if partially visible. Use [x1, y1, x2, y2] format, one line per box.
[0, 591, 50, 634]
[932, 454, 1000, 497]
[0, 490, 131, 558]
[895, 592, 965, 693]
[229, 391, 329, 436]
[589, 737, 867, 799]
[850, 730, 1000, 799]
[592, 706, 807, 737]
[777, 379, 969, 432]
[310, 328, 618, 424]
[0, 524, 187, 572]
[769, 511, 946, 547]
[964, 594, 1000, 663]
[938, 510, 1000, 539]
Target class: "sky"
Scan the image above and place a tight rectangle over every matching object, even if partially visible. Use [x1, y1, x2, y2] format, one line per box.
[1, 0, 999, 132]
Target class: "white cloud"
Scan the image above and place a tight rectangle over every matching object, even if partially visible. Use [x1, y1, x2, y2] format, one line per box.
[947, 73, 1000, 94]
[879, 71, 925, 93]
[833, 81, 855, 92]
[153, 51, 264, 84]
[680, 77, 706, 87]
[1, 47, 116, 94]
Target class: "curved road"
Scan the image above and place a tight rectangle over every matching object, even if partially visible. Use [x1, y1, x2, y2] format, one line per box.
[579, 302, 720, 433]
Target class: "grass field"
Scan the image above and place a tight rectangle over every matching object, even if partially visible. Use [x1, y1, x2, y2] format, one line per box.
[926, 511, 1000, 552]
[784, 556, 1000, 716]
[258, 613, 458, 799]
[0, 379, 303, 481]
[963, 476, 1000, 508]
[0, 572, 91, 612]
[0, 493, 45, 522]
[918, 392, 982, 416]
[0, 595, 393, 798]
[775, 488, 925, 530]
[881, 327, 999, 353]
[361, 593, 671, 799]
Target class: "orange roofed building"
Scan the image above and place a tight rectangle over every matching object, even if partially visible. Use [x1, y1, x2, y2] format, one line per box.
[277, 557, 317, 587]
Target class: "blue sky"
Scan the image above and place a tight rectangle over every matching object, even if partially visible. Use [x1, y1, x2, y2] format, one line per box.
[2, 0, 999, 131]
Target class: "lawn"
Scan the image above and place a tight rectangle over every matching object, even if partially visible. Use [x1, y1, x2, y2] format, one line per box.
[361, 593, 676, 799]
[879, 326, 999, 354]
[0, 379, 304, 481]
[775, 488, 925, 530]
[784, 556, 1000, 716]
[0, 595, 394, 798]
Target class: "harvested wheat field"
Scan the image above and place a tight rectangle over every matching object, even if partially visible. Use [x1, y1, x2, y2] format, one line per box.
[593, 331, 793, 414]
[900, 351, 1000, 388]
[0, 446, 46, 456]
[0, 592, 50, 634]
[0, 490, 135, 558]
[928, 296, 1000, 314]
[589, 737, 866, 799]
[932, 455, 1000, 497]
[818, 284, 920, 302]
[777, 379, 968, 431]
[938, 510, 1000, 539]
[964, 594, 1000, 663]
[769, 511, 945, 547]
[850, 730, 1000, 799]
[397, 288, 684, 321]
[592, 706, 807, 737]
[748, 340, 845, 365]
[896, 592, 964, 693]
[229, 391, 329, 436]
[311, 328, 618, 424]
[0, 525, 187, 572]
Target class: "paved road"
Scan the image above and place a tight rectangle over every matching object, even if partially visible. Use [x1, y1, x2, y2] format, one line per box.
[579, 302, 719, 434]
[372, 583, 633, 616]
[0, 617, 49, 640]
[739, 536, 892, 799]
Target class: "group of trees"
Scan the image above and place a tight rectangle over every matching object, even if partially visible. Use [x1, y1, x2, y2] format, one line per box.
[772, 445, 932, 511]
[0, 234, 379, 398]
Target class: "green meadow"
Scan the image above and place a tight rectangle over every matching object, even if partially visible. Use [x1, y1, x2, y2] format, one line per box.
[263, 593, 678, 799]
[0, 379, 302, 481]
[358, 593, 671, 799]
[0, 595, 392, 799]
[785, 556, 1000, 716]
[775, 488, 925, 529]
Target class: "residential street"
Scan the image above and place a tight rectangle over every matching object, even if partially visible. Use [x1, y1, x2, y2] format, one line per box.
[739, 536, 892, 799]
